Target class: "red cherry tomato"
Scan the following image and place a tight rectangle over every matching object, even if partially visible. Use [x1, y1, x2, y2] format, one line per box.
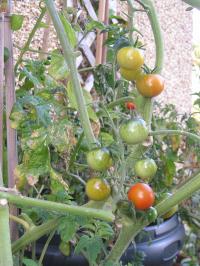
[128, 183, 155, 210]
[125, 102, 136, 110]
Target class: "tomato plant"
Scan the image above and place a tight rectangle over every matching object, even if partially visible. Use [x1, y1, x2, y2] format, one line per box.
[119, 118, 148, 144]
[117, 47, 144, 70]
[86, 148, 112, 171]
[86, 178, 111, 201]
[136, 74, 165, 97]
[128, 183, 155, 210]
[134, 158, 157, 180]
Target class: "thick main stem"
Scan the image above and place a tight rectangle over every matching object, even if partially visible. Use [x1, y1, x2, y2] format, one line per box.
[0, 199, 13, 266]
[45, 0, 96, 147]
[0, 191, 114, 222]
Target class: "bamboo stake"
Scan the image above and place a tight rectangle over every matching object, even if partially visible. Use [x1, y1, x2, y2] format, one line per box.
[102, 0, 109, 63]
[0, 13, 4, 182]
[4, 0, 18, 241]
[40, 12, 51, 60]
[95, 0, 106, 65]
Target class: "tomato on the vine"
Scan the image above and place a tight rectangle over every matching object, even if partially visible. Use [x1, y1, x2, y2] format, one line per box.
[147, 207, 158, 223]
[59, 241, 70, 256]
[128, 183, 155, 210]
[86, 178, 111, 201]
[136, 74, 165, 98]
[120, 67, 143, 81]
[134, 158, 157, 180]
[86, 148, 112, 171]
[125, 102, 136, 110]
[119, 118, 148, 144]
[117, 47, 144, 70]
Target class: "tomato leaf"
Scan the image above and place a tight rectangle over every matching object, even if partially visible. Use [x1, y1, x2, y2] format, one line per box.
[66, 82, 98, 122]
[11, 14, 24, 31]
[59, 12, 77, 48]
[48, 50, 69, 80]
[75, 235, 103, 264]
[22, 258, 38, 266]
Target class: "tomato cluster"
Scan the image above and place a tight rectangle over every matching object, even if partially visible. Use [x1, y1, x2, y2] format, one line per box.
[117, 46, 165, 98]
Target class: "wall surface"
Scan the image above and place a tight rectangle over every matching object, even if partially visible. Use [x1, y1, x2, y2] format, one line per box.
[13, 0, 193, 113]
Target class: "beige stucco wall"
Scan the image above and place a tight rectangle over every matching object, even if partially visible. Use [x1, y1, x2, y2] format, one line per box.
[13, 0, 193, 113]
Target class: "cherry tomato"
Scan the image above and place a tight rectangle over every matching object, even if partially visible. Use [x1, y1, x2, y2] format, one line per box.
[125, 102, 136, 110]
[128, 183, 155, 210]
[136, 74, 165, 98]
[117, 47, 144, 70]
[86, 148, 112, 171]
[134, 158, 157, 180]
[59, 241, 70, 256]
[147, 207, 158, 223]
[120, 67, 143, 81]
[119, 118, 148, 144]
[86, 178, 111, 201]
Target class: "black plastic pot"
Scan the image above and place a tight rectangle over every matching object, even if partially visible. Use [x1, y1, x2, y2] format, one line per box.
[122, 214, 185, 266]
[29, 214, 185, 266]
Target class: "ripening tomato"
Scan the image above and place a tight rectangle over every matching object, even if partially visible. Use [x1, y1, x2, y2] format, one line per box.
[125, 102, 136, 110]
[128, 183, 155, 210]
[119, 118, 148, 144]
[136, 74, 165, 98]
[117, 47, 144, 70]
[120, 67, 143, 81]
[86, 178, 111, 201]
[86, 148, 112, 171]
[134, 158, 157, 180]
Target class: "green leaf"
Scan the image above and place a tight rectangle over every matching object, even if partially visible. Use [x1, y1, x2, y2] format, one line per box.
[47, 119, 74, 153]
[85, 20, 105, 31]
[163, 157, 176, 187]
[75, 235, 103, 264]
[11, 14, 24, 31]
[38, 21, 48, 28]
[59, 12, 77, 48]
[99, 132, 114, 147]
[23, 145, 50, 176]
[58, 216, 78, 242]
[66, 82, 98, 122]
[22, 258, 38, 266]
[48, 50, 69, 80]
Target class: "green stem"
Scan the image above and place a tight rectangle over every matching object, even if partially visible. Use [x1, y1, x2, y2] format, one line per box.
[104, 171, 200, 264]
[0, 192, 114, 222]
[12, 219, 59, 254]
[182, 0, 200, 9]
[150, 129, 200, 142]
[45, 0, 96, 147]
[14, 7, 46, 72]
[140, 0, 164, 73]
[38, 230, 55, 266]
[0, 199, 13, 266]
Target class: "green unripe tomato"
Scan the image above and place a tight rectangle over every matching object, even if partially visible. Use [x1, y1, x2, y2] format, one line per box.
[117, 47, 144, 70]
[119, 119, 148, 145]
[59, 241, 70, 256]
[86, 148, 112, 171]
[147, 207, 158, 223]
[134, 158, 157, 180]
[86, 178, 111, 201]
